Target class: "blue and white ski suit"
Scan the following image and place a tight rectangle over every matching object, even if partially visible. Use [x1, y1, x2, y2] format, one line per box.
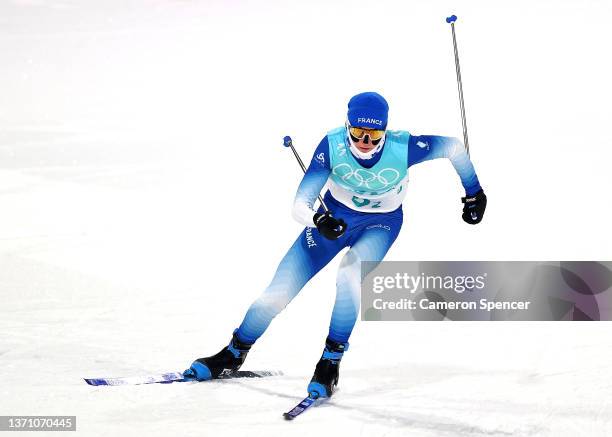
[236, 127, 482, 345]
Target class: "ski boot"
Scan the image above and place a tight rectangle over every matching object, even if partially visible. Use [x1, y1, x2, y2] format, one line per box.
[183, 330, 252, 381]
[307, 338, 348, 398]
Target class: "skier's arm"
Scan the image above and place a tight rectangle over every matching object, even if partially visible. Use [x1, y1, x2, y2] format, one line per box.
[407, 134, 482, 196]
[291, 137, 331, 227]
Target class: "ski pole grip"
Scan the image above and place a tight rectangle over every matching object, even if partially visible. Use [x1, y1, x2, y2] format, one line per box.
[446, 15, 457, 24]
[283, 136, 293, 147]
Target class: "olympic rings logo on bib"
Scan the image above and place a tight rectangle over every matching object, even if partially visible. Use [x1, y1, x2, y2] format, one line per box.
[332, 163, 401, 192]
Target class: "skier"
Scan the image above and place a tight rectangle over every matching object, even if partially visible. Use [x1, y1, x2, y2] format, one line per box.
[183, 92, 487, 398]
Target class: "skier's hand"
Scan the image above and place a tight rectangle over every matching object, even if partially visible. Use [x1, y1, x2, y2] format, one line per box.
[461, 189, 487, 224]
[313, 211, 347, 240]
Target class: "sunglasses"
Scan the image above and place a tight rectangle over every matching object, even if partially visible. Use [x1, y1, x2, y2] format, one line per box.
[348, 126, 385, 141]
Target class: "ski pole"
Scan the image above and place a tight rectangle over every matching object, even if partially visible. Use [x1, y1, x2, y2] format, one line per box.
[446, 14, 471, 156]
[283, 135, 329, 212]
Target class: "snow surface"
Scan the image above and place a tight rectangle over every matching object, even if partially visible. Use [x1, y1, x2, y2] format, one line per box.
[2, 1, 612, 436]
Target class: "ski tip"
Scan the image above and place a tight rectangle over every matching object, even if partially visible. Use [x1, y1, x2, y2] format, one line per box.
[282, 395, 318, 420]
[446, 15, 457, 24]
[84, 378, 105, 386]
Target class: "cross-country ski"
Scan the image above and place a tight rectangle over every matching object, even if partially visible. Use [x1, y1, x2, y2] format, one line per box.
[84, 370, 283, 386]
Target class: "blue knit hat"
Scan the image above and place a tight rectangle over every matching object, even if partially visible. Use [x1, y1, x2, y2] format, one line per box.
[347, 92, 389, 130]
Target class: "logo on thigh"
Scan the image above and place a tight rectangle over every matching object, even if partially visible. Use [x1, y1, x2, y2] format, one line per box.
[305, 227, 317, 248]
[366, 224, 391, 231]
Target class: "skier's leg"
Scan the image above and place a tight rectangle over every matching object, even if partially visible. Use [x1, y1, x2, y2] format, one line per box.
[308, 215, 402, 397]
[328, 223, 401, 343]
[235, 227, 345, 344]
[185, 226, 347, 380]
